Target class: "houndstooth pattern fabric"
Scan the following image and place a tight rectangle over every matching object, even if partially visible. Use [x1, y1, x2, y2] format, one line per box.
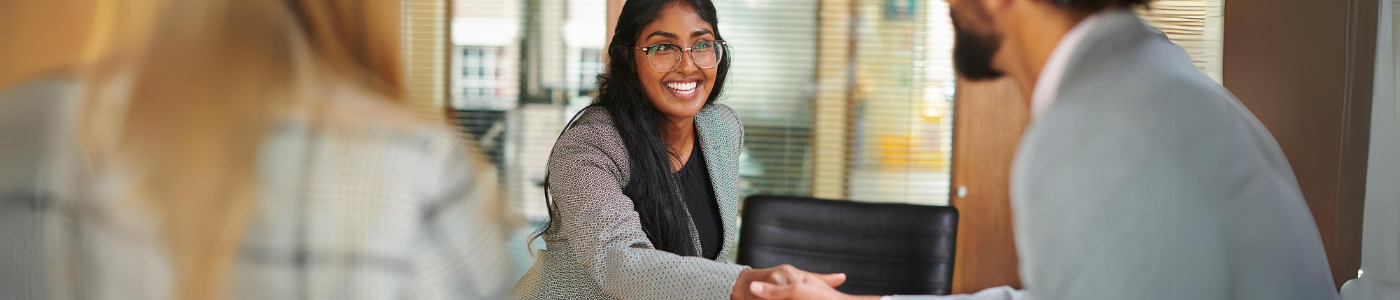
[512, 104, 748, 300]
[230, 87, 516, 300]
[32, 85, 515, 300]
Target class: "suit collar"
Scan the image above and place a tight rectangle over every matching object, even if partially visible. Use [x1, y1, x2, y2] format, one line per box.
[1030, 10, 1112, 119]
[1046, 10, 1163, 110]
[693, 104, 741, 260]
[1064, 10, 1159, 67]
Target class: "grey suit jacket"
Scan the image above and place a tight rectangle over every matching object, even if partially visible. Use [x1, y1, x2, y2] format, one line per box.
[893, 11, 1337, 300]
[513, 104, 748, 299]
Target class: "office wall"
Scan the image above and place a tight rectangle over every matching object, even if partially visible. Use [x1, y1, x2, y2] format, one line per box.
[1222, 0, 1379, 288]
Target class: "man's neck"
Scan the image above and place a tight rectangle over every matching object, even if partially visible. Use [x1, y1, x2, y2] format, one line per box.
[1002, 6, 1092, 103]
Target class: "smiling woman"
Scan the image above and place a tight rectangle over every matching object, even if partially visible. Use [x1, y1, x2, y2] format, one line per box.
[636, 38, 726, 103]
[511, 0, 842, 299]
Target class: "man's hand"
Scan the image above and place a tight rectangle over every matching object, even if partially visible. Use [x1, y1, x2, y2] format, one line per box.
[749, 272, 881, 300]
[732, 264, 848, 300]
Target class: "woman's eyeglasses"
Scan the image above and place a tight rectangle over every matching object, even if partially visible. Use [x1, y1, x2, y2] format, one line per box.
[635, 40, 727, 72]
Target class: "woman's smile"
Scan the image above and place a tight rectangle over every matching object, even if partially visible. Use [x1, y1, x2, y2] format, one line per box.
[664, 78, 704, 100]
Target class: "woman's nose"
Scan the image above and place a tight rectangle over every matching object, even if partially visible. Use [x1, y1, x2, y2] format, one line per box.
[674, 49, 700, 74]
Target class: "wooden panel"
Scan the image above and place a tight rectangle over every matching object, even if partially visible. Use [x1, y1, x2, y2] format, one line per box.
[1222, 0, 1377, 289]
[948, 78, 1027, 293]
[809, 0, 854, 200]
[605, 0, 624, 61]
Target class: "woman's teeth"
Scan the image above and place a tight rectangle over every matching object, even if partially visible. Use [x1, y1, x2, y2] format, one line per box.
[667, 81, 697, 94]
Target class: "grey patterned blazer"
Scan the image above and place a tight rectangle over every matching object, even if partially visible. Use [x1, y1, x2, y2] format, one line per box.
[513, 104, 749, 299]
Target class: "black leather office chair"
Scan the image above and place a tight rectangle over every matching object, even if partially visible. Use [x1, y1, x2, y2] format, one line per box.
[737, 195, 959, 296]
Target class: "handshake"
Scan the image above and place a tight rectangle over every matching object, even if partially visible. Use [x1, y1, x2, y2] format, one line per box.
[732, 264, 881, 300]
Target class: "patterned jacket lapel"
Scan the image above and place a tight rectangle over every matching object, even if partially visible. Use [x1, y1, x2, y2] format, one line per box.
[693, 105, 742, 261]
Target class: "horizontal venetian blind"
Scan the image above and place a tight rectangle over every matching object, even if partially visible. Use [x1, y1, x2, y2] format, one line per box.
[437, 0, 609, 277]
[712, 0, 820, 199]
[812, 0, 953, 205]
[1140, 0, 1226, 82]
[401, 0, 449, 120]
[447, 0, 607, 222]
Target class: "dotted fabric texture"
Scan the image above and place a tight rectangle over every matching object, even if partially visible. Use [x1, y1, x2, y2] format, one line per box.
[513, 104, 749, 300]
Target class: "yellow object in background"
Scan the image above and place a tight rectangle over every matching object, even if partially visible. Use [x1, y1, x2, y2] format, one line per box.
[877, 135, 946, 171]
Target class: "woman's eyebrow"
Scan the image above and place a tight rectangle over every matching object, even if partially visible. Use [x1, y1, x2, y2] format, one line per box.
[645, 31, 677, 40]
[692, 29, 713, 37]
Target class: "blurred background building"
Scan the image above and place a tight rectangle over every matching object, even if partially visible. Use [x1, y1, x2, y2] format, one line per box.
[398, 0, 1224, 280]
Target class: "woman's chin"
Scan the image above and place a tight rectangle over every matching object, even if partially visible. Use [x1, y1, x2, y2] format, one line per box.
[662, 91, 706, 110]
[659, 101, 707, 121]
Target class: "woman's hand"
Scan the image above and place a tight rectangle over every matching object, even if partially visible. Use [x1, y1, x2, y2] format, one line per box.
[748, 272, 880, 300]
[732, 264, 846, 300]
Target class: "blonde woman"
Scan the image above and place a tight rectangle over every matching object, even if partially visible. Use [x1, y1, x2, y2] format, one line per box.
[68, 0, 515, 299]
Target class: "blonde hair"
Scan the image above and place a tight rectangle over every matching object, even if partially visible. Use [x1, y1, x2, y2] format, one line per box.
[0, 0, 98, 87]
[86, 0, 403, 299]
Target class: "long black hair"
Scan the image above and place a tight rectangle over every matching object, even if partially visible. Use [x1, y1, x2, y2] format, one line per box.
[533, 0, 731, 257]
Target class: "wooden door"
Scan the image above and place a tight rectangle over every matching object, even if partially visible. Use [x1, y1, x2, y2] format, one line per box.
[1222, 0, 1378, 289]
[947, 77, 1027, 293]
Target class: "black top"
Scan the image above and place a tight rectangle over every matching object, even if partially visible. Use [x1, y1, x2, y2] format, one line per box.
[675, 143, 722, 260]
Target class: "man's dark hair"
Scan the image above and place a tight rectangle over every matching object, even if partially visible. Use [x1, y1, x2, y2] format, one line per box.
[1050, 0, 1152, 11]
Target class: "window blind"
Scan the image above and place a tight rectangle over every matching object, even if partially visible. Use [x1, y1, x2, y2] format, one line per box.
[716, 0, 954, 205]
[445, 0, 606, 222]
[417, 0, 1229, 220]
[1140, 0, 1226, 82]
[409, 0, 1229, 276]
[712, 0, 821, 198]
[427, 0, 609, 277]
[401, 0, 449, 120]
[810, 0, 953, 205]
[801, 0, 1226, 205]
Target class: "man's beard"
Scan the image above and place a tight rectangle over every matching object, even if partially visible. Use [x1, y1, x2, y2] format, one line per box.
[950, 6, 1005, 81]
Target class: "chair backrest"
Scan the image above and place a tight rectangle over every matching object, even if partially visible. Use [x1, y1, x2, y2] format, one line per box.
[737, 195, 959, 295]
